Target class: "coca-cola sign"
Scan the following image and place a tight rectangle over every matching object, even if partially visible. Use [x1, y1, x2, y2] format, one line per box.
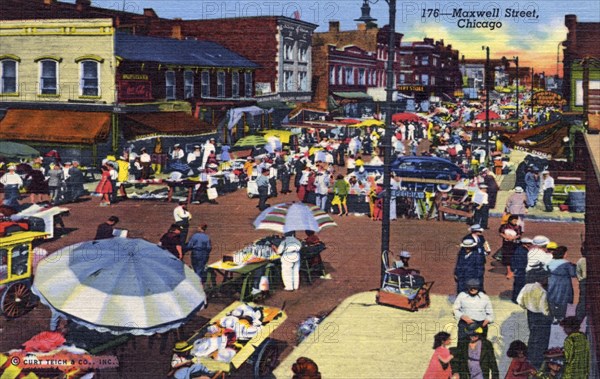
[118, 76, 152, 101]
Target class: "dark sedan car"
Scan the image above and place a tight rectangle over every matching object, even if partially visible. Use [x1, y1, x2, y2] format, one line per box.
[363, 156, 463, 181]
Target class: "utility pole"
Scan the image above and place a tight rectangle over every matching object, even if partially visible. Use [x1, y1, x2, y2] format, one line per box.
[482, 46, 490, 165]
[381, 0, 396, 283]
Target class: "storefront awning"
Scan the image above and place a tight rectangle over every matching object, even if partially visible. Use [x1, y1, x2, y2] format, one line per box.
[122, 112, 215, 141]
[0, 109, 110, 144]
[332, 92, 372, 100]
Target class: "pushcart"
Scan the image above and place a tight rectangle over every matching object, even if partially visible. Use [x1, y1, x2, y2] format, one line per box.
[0, 230, 48, 318]
[170, 301, 287, 379]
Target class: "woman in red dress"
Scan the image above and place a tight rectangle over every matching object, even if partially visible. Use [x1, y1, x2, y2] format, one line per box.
[423, 332, 456, 379]
[95, 164, 113, 206]
[505, 340, 536, 379]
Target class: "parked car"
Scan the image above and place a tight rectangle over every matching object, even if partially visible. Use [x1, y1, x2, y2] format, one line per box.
[363, 156, 463, 181]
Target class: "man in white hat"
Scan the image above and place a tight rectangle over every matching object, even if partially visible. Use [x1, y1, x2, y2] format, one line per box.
[541, 170, 554, 212]
[464, 224, 491, 257]
[454, 238, 486, 294]
[394, 251, 411, 269]
[171, 143, 184, 163]
[525, 235, 553, 283]
[201, 138, 216, 169]
[0, 164, 23, 207]
[472, 184, 489, 229]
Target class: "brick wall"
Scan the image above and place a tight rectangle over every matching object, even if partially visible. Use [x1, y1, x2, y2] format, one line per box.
[141, 18, 279, 93]
[580, 131, 600, 367]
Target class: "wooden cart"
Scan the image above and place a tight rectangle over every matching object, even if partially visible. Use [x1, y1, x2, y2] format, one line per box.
[170, 301, 287, 379]
[0, 230, 48, 318]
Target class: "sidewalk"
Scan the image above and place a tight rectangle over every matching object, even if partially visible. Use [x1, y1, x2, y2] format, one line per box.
[490, 150, 584, 224]
[273, 291, 528, 378]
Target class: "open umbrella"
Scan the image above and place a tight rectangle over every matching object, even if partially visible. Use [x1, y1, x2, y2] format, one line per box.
[392, 113, 421, 123]
[32, 238, 206, 336]
[349, 119, 384, 128]
[0, 141, 40, 159]
[234, 135, 267, 147]
[475, 110, 501, 121]
[260, 129, 296, 144]
[253, 202, 337, 233]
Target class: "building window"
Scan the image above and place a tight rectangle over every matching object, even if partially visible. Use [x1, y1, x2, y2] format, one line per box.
[298, 72, 308, 91]
[421, 74, 429, 85]
[329, 66, 336, 85]
[39, 60, 58, 95]
[232, 71, 239, 98]
[421, 56, 429, 66]
[299, 47, 308, 63]
[414, 74, 419, 83]
[284, 42, 294, 61]
[244, 72, 253, 97]
[337, 66, 343, 84]
[399, 74, 406, 84]
[345, 67, 354, 85]
[165, 71, 176, 100]
[217, 71, 225, 98]
[201, 71, 210, 97]
[80, 60, 99, 97]
[184, 70, 194, 99]
[284, 71, 294, 91]
[431, 76, 436, 85]
[414, 56, 419, 65]
[1, 60, 17, 94]
[433, 57, 438, 66]
[358, 68, 366, 85]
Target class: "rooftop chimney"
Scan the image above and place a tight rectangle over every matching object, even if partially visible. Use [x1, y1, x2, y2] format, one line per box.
[357, 23, 367, 31]
[75, 0, 91, 11]
[143, 8, 158, 18]
[171, 24, 182, 40]
[329, 21, 340, 33]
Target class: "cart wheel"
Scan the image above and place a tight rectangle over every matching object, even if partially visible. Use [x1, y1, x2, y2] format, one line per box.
[1, 281, 38, 319]
[248, 193, 254, 199]
[253, 338, 279, 379]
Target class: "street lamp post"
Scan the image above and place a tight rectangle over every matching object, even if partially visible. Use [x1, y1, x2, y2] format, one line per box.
[531, 68, 535, 114]
[482, 46, 490, 164]
[380, 0, 396, 283]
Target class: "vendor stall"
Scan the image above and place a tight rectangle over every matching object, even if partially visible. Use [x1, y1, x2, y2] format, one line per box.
[169, 301, 286, 379]
[205, 236, 283, 302]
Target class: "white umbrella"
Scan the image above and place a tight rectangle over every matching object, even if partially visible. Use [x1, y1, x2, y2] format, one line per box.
[253, 202, 337, 234]
[32, 238, 206, 335]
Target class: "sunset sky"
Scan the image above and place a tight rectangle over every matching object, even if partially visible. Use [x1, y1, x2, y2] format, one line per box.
[77, 0, 599, 76]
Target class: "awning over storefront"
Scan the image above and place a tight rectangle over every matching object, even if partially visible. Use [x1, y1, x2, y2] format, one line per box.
[332, 92, 372, 100]
[122, 112, 215, 141]
[0, 109, 110, 144]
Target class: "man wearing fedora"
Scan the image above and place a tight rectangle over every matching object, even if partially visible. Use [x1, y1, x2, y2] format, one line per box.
[472, 184, 490, 229]
[525, 235, 553, 283]
[541, 170, 555, 212]
[454, 239, 486, 294]
[453, 279, 494, 341]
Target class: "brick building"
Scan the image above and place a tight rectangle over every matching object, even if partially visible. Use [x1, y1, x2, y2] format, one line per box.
[134, 16, 317, 104]
[399, 38, 461, 101]
[562, 15, 600, 110]
[309, 21, 402, 116]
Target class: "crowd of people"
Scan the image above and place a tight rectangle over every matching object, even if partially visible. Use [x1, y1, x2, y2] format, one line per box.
[421, 215, 590, 378]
